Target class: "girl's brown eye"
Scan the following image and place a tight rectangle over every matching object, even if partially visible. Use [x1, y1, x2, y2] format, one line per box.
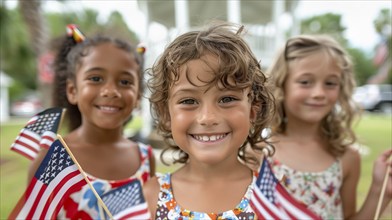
[120, 79, 133, 86]
[89, 76, 102, 82]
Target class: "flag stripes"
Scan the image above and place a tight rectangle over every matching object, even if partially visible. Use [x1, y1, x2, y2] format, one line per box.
[250, 158, 321, 220]
[10, 107, 63, 160]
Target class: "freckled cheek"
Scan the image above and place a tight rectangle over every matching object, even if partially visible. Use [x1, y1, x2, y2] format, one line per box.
[169, 110, 192, 131]
[227, 111, 251, 127]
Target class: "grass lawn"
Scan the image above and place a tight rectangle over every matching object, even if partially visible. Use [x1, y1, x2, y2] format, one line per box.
[1, 113, 391, 219]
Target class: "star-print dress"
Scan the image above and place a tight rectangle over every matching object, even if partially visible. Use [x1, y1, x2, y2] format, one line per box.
[57, 142, 153, 220]
[269, 158, 343, 220]
[154, 173, 257, 220]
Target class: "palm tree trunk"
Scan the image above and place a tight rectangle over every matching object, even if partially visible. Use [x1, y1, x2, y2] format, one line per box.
[19, 0, 48, 55]
[18, 0, 51, 108]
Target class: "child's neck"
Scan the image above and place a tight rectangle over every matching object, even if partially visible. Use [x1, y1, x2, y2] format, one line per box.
[177, 159, 251, 182]
[74, 126, 125, 145]
[171, 161, 253, 214]
[284, 121, 322, 140]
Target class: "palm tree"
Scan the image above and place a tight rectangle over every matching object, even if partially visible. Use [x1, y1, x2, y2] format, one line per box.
[18, 0, 51, 107]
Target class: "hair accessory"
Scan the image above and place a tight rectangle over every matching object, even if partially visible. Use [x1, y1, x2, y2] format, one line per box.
[261, 127, 271, 139]
[66, 24, 85, 43]
[136, 43, 146, 54]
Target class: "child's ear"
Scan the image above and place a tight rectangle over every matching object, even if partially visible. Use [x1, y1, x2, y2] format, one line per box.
[66, 79, 77, 105]
[250, 104, 259, 122]
[163, 114, 171, 131]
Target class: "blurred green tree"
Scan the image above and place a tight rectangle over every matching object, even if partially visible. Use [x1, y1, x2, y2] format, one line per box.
[374, 8, 391, 47]
[0, 5, 37, 100]
[372, 8, 391, 84]
[300, 13, 377, 85]
[300, 13, 348, 47]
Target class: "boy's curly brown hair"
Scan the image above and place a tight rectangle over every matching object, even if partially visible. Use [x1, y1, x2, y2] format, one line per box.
[147, 21, 275, 165]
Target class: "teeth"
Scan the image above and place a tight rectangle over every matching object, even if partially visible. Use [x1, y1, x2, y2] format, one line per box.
[100, 106, 119, 111]
[194, 134, 226, 142]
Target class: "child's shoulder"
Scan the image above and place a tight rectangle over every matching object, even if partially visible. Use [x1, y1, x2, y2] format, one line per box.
[341, 145, 361, 162]
[341, 145, 361, 176]
[143, 172, 168, 195]
[143, 174, 162, 216]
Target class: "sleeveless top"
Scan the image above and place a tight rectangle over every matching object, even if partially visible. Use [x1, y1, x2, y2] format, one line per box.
[269, 158, 343, 220]
[57, 142, 153, 220]
[155, 173, 256, 220]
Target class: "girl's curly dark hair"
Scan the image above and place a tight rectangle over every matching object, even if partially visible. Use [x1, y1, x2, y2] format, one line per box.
[52, 33, 144, 131]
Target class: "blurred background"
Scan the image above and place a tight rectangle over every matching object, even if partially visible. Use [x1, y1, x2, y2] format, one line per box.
[0, 0, 391, 219]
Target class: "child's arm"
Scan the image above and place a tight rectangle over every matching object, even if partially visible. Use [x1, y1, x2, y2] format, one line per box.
[27, 148, 49, 182]
[149, 150, 156, 177]
[143, 176, 160, 219]
[340, 146, 361, 219]
[349, 149, 392, 220]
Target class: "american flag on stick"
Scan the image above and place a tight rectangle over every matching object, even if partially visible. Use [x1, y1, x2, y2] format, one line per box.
[9, 135, 151, 220]
[103, 179, 151, 220]
[250, 158, 321, 220]
[10, 107, 65, 160]
[8, 139, 86, 219]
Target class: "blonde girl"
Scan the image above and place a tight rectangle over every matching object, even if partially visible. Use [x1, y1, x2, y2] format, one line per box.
[266, 34, 391, 219]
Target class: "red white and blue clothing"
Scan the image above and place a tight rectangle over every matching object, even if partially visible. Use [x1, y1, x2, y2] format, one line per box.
[57, 142, 153, 219]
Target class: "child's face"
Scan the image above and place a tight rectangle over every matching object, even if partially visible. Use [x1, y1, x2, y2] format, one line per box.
[284, 51, 341, 125]
[167, 54, 256, 165]
[66, 43, 140, 130]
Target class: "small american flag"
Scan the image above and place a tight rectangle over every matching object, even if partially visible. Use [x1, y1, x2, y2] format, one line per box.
[103, 179, 151, 220]
[11, 107, 64, 160]
[8, 139, 86, 220]
[250, 158, 321, 219]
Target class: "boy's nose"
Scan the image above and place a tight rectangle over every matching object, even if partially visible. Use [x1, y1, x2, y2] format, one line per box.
[197, 105, 218, 126]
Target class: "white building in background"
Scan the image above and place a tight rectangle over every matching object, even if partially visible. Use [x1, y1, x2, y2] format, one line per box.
[0, 71, 13, 123]
[135, 0, 301, 141]
[137, 0, 300, 69]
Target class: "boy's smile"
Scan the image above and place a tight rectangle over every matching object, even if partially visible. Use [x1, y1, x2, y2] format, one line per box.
[168, 53, 255, 165]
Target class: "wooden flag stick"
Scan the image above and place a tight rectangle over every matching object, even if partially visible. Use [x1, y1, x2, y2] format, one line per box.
[57, 134, 113, 220]
[374, 155, 391, 220]
[58, 108, 66, 133]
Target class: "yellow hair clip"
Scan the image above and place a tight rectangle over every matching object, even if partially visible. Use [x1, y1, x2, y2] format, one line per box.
[66, 24, 85, 43]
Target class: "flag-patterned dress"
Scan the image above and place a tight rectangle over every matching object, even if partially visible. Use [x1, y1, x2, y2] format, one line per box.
[269, 158, 343, 219]
[57, 142, 153, 220]
[154, 172, 257, 220]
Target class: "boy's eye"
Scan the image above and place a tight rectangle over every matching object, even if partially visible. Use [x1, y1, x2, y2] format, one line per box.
[220, 96, 236, 103]
[179, 98, 197, 105]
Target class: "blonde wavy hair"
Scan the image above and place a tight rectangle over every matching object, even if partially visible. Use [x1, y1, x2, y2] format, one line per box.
[268, 35, 361, 157]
